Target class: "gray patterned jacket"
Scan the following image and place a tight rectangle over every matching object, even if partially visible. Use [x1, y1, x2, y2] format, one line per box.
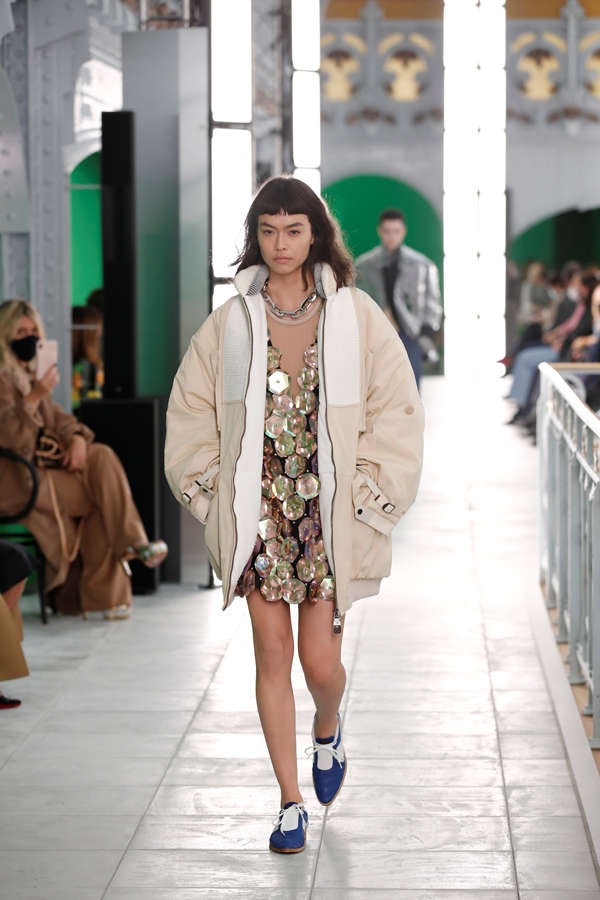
[355, 243, 442, 341]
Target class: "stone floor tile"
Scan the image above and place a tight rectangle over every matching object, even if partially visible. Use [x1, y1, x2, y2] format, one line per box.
[312, 893, 518, 900]
[346, 757, 503, 787]
[163, 757, 305, 787]
[176, 732, 306, 759]
[0, 849, 121, 896]
[507, 785, 580, 817]
[105, 890, 309, 899]
[515, 850, 599, 891]
[499, 733, 566, 759]
[0, 755, 170, 787]
[0, 813, 139, 850]
[327, 786, 506, 817]
[344, 710, 496, 735]
[110, 849, 316, 889]
[188, 708, 315, 733]
[490, 671, 548, 691]
[511, 816, 590, 851]
[496, 711, 559, 734]
[492, 690, 553, 712]
[320, 815, 510, 851]
[14, 730, 182, 759]
[345, 732, 499, 759]
[149, 785, 305, 816]
[313, 850, 515, 891]
[131, 813, 322, 850]
[347, 689, 493, 713]
[520, 893, 600, 900]
[32, 709, 194, 735]
[353, 654, 490, 675]
[502, 758, 572, 787]
[0, 784, 156, 815]
[346, 671, 493, 692]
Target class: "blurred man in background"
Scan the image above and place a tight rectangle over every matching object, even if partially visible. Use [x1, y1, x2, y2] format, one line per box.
[356, 209, 442, 388]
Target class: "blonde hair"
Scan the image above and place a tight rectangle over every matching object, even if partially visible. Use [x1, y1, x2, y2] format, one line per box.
[0, 299, 46, 374]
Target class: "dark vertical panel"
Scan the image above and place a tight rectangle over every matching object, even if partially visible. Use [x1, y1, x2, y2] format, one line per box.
[101, 111, 137, 399]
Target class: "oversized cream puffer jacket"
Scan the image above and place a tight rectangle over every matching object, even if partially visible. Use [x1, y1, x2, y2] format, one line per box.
[165, 262, 424, 615]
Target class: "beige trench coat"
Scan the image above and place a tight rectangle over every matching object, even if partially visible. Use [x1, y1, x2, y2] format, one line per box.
[0, 364, 94, 593]
[0, 365, 146, 611]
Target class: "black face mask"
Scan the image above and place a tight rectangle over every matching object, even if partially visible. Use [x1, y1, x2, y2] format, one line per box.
[10, 334, 38, 362]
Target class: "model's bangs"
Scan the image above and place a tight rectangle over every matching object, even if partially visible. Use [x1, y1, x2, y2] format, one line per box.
[251, 178, 316, 222]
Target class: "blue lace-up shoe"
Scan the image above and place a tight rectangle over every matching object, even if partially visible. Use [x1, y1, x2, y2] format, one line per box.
[269, 801, 308, 853]
[306, 712, 347, 806]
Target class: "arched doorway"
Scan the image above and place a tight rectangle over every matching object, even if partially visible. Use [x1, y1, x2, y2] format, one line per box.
[510, 208, 600, 270]
[323, 173, 444, 372]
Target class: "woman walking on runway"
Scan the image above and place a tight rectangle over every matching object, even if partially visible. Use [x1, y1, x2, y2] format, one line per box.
[165, 176, 424, 853]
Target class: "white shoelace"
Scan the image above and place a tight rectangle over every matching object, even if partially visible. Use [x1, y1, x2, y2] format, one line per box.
[272, 802, 306, 835]
[304, 741, 345, 767]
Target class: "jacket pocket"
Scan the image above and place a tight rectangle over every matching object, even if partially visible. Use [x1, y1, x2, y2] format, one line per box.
[351, 470, 393, 580]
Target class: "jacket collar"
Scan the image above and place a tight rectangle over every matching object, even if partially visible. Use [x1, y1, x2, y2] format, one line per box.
[233, 262, 339, 300]
[369, 245, 406, 269]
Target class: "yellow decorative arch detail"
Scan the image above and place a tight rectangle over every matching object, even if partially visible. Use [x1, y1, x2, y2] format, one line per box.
[409, 33, 434, 55]
[343, 32, 367, 53]
[511, 32, 537, 53]
[581, 30, 600, 52]
[542, 32, 567, 52]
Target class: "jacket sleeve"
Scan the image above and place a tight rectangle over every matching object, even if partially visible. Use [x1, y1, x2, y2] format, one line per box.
[50, 401, 94, 447]
[164, 313, 220, 524]
[353, 302, 424, 536]
[355, 257, 385, 312]
[0, 368, 41, 458]
[423, 261, 443, 334]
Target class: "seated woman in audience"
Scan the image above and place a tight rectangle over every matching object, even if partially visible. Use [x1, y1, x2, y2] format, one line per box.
[507, 273, 597, 424]
[0, 300, 167, 620]
[0, 540, 32, 709]
[71, 305, 104, 408]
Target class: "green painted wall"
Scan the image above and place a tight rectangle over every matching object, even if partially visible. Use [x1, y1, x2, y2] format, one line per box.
[70, 152, 102, 306]
[510, 208, 600, 270]
[323, 173, 443, 277]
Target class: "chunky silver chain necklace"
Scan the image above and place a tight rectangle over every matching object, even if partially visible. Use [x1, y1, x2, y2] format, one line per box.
[261, 280, 319, 320]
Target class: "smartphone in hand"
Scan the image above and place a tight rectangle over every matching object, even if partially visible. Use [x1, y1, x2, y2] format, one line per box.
[35, 339, 58, 379]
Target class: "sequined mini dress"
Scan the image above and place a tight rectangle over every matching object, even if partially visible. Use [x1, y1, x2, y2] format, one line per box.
[235, 331, 337, 611]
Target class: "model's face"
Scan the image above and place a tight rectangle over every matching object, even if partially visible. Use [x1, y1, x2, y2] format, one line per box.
[14, 316, 39, 340]
[257, 213, 314, 277]
[378, 219, 406, 253]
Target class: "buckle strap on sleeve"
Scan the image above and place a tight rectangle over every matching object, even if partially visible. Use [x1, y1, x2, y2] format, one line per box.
[182, 463, 219, 505]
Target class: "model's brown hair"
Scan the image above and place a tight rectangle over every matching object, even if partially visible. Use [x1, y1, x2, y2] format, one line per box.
[234, 176, 354, 290]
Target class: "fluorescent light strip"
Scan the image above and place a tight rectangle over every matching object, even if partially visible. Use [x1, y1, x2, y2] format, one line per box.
[211, 0, 252, 123]
[211, 128, 253, 279]
[443, 0, 506, 375]
[293, 71, 321, 169]
[292, 0, 320, 72]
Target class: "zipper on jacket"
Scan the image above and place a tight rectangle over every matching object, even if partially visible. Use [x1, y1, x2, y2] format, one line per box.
[224, 297, 253, 609]
[320, 301, 340, 633]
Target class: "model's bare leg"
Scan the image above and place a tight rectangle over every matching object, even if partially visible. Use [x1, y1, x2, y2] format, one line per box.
[298, 600, 346, 738]
[246, 589, 302, 807]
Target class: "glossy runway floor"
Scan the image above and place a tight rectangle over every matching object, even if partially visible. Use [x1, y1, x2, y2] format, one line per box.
[1, 376, 599, 899]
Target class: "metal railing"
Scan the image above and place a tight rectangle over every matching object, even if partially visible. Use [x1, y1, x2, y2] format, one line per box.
[538, 362, 600, 749]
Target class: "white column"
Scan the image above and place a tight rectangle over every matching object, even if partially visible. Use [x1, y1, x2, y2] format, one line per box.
[443, 0, 506, 377]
